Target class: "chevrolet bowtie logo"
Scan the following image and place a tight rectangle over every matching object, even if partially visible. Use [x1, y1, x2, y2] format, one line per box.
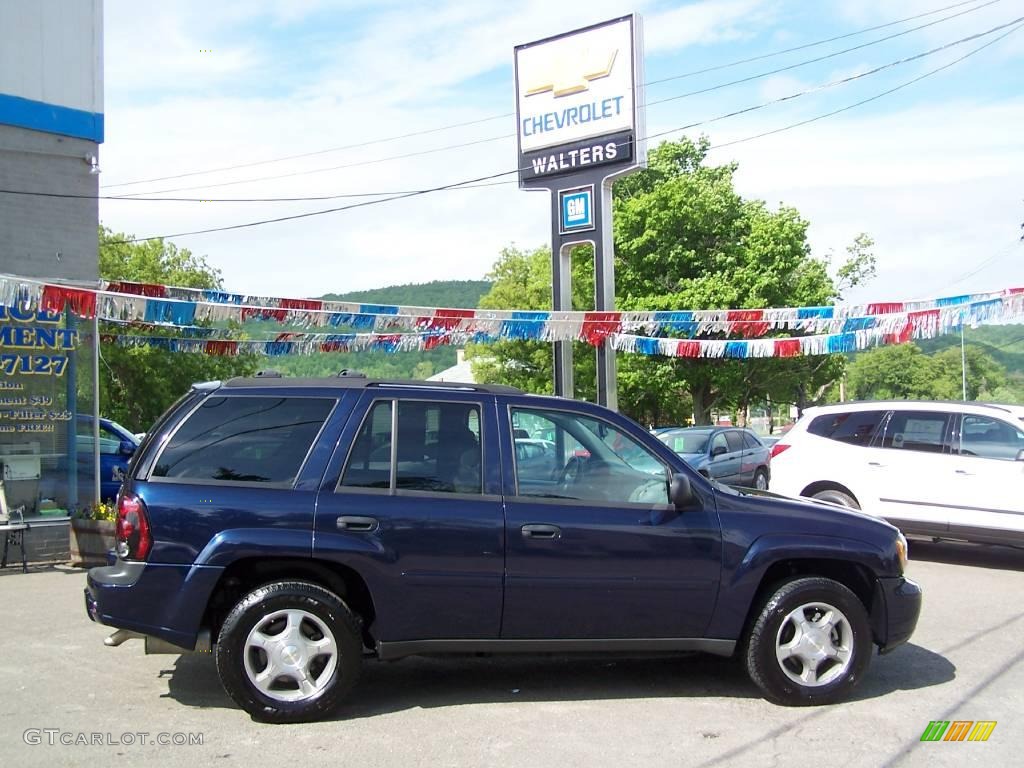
[525, 47, 618, 98]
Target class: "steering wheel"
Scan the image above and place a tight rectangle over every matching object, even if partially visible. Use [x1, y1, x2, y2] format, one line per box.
[559, 455, 587, 486]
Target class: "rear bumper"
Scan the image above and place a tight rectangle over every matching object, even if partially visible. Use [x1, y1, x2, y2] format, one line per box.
[871, 576, 922, 653]
[85, 559, 222, 649]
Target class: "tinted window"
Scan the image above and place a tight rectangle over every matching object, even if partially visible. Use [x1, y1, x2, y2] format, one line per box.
[807, 410, 886, 447]
[958, 415, 1024, 460]
[511, 407, 668, 505]
[876, 411, 951, 453]
[395, 401, 481, 494]
[725, 431, 745, 453]
[153, 396, 333, 484]
[742, 432, 762, 450]
[340, 400, 393, 489]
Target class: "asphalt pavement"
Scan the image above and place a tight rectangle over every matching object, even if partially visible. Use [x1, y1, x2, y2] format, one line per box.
[1, 540, 1022, 767]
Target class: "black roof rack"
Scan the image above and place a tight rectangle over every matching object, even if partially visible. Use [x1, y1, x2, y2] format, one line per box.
[221, 376, 522, 394]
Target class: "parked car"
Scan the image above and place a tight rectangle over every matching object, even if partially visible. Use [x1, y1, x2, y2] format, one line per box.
[769, 400, 1024, 545]
[42, 415, 139, 506]
[657, 427, 771, 490]
[86, 374, 919, 722]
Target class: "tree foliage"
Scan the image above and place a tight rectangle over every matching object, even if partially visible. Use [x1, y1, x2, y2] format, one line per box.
[97, 226, 259, 431]
[845, 342, 1012, 401]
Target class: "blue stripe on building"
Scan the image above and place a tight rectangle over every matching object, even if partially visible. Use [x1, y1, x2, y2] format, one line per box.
[0, 93, 104, 143]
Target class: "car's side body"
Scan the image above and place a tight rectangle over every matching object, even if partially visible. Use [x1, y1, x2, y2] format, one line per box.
[658, 426, 771, 488]
[770, 400, 1024, 544]
[85, 377, 919, 720]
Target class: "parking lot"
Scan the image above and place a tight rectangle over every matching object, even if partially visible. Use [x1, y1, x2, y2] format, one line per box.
[0, 540, 1021, 768]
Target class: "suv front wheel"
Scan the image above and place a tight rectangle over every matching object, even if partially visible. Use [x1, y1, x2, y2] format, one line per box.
[216, 581, 363, 722]
[744, 577, 872, 706]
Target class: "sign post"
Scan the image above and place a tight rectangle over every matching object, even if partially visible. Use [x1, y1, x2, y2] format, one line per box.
[514, 14, 646, 408]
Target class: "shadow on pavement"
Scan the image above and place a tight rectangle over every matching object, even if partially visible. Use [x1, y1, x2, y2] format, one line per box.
[908, 539, 1024, 571]
[161, 641, 955, 721]
[0, 562, 86, 579]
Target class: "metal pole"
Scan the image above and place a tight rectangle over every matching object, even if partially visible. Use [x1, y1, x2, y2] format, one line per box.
[92, 313, 100, 504]
[961, 324, 968, 401]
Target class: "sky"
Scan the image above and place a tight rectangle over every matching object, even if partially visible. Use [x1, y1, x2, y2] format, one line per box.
[98, 0, 1024, 306]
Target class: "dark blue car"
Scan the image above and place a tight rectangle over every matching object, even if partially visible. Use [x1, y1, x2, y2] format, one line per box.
[86, 375, 920, 722]
[78, 416, 139, 502]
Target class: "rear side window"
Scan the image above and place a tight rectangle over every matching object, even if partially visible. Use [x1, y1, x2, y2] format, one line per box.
[807, 410, 886, 447]
[957, 415, 1024, 460]
[151, 396, 333, 485]
[742, 432, 762, 450]
[339, 399, 483, 495]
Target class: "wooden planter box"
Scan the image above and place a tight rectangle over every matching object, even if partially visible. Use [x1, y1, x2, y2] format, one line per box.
[69, 519, 116, 567]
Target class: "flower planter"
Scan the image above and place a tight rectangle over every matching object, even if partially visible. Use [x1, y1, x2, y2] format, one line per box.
[69, 519, 116, 567]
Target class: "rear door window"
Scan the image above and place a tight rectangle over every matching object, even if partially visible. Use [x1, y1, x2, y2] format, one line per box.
[807, 410, 886, 446]
[151, 396, 334, 485]
[875, 410, 952, 454]
[742, 432, 762, 450]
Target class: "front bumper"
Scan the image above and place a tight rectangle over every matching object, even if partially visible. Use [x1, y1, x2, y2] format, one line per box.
[871, 576, 923, 653]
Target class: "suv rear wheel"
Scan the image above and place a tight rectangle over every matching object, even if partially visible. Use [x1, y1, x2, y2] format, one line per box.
[811, 489, 859, 509]
[216, 581, 363, 723]
[744, 577, 871, 706]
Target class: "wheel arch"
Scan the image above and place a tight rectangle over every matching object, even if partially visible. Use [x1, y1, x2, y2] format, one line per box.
[800, 481, 859, 506]
[202, 557, 377, 648]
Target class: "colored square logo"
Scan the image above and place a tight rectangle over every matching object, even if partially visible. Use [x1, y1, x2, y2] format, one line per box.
[559, 186, 594, 233]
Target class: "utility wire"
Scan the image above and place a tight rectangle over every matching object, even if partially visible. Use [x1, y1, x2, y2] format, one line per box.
[16, 15, 1019, 206]
[0, 180, 515, 203]
[99, 0, 995, 191]
[105, 17, 1022, 245]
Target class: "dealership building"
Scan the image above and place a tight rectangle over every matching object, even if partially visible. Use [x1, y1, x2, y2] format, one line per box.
[1, 0, 104, 563]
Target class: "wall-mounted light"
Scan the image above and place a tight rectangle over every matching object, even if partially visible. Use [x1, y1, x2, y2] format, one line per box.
[83, 153, 101, 175]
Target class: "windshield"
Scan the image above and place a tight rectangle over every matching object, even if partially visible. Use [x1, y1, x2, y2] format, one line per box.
[659, 431, 711, 454]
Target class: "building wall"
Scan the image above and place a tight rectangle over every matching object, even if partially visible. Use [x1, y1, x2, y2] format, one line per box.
[0, 124, 99, 281]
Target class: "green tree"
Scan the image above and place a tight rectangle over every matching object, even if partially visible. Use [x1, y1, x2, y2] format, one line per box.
[612, 138, 849, 423]
[97, 226, 259, 431]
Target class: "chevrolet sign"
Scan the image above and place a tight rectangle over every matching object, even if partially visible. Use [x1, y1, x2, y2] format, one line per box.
[515, 17, 639, 159]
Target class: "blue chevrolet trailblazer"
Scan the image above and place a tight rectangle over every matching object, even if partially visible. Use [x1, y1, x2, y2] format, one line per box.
[85, 373, 921, 722]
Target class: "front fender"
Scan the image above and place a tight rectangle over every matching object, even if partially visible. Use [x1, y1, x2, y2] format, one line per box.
[705, 533, 888, 640]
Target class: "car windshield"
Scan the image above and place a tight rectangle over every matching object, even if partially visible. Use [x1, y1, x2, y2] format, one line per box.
[659, 431, 711, 454]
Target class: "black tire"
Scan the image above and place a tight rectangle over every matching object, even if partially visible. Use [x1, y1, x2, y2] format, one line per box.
[811, 488, 859, 509]
[753, 468, 770, 491]
[216, 581, 363, 723]
[744, 577, 872, 706]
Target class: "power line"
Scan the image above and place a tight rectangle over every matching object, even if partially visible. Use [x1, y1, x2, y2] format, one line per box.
[99, 0, 994, 191]
[0, 179, 515, 203]
[645, 0, 1003, 109]
[96, 4, 1013, 200]
[107, 17, 1022, 245]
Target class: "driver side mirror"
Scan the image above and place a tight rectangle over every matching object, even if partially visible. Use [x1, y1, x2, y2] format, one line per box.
[670, 473, 696, 511]
[711, 445, 727, 458]
[1017, 448, 1024, 462]
[119, 440, 136, 457]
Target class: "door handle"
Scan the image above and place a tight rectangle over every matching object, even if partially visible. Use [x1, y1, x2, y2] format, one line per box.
[868, 461, 885, 468]
[521, 524, 561, 539]
[955, 469, 974, 476]
[336, 515, 379, 532]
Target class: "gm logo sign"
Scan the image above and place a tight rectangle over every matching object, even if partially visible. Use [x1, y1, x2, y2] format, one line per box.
[559, 186, 594, 234]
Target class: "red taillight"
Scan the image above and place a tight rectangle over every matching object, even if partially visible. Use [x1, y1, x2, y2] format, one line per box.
[770, 443, 792, 459]
[116, 492, 152, 561]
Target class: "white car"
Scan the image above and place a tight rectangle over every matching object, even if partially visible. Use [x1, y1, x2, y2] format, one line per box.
[770, 401, 1024, 545]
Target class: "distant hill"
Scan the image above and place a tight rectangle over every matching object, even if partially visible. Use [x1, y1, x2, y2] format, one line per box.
[918, 324, 1024, 376]
[321, 279, 492, 309]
